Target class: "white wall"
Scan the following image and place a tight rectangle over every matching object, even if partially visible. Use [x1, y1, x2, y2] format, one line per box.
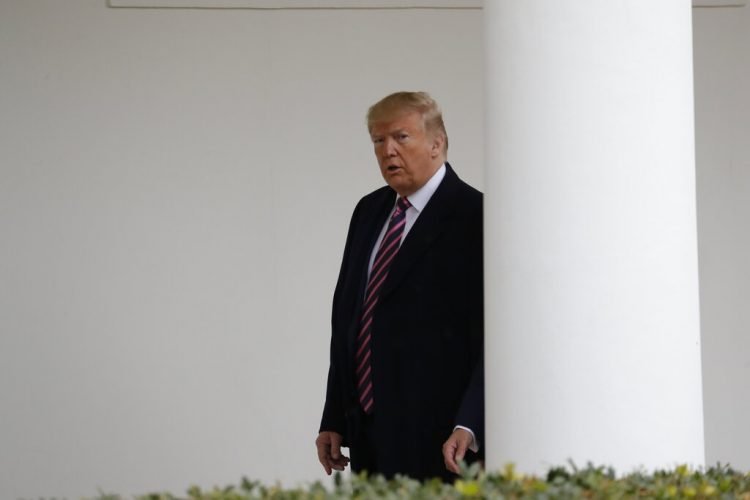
[693, 5, 750, 471]
[0, 2, 483, 498]
[1, 1, 748, 498]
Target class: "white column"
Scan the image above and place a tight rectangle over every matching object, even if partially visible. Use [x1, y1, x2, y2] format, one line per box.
[484, 0, 705, 473]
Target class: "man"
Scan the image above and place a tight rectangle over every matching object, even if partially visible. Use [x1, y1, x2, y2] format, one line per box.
[316, 91, 484, 481]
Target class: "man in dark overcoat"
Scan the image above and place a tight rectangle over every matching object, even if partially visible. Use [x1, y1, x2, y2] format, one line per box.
[316, 91, 484, 481]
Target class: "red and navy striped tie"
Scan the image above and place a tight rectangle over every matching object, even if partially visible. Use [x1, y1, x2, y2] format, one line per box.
[355, 196, 411, 414]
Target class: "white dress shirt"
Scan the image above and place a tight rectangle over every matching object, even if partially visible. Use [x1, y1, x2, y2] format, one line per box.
[367, 163, 446, 275]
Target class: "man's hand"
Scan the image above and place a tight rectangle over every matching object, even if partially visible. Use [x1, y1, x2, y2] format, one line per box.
[442, 428, 474, 474]
[315, 431, 350, 475]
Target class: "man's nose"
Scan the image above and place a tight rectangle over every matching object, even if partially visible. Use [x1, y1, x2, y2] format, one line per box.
[383, 137, 397, 156]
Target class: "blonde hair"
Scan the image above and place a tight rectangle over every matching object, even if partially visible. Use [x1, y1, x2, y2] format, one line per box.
[366, 91, 448, 154]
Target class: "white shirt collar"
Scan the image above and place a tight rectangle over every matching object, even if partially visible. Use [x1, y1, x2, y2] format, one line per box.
[401, 163, 446, 212]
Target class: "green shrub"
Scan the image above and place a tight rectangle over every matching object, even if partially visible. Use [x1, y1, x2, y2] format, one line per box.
[93, 463, 750, 499]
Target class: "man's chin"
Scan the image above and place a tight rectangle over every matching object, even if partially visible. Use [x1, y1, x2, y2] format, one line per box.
[385, 180, 412, 197]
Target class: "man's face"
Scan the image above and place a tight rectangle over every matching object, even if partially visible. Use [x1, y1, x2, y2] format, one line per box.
[370, 111, 443, 197]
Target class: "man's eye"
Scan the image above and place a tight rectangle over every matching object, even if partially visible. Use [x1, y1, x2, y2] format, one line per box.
[397, 134, 408, 141]
[373, 138, 383, 144]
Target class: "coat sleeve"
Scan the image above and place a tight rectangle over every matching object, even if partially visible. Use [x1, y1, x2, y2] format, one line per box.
[319, 200, 364, 439]
[455, 193, 484, 447]
[455, 357, 484, 447]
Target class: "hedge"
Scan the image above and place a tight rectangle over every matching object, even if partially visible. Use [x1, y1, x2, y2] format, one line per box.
[92, 463, 750, 499]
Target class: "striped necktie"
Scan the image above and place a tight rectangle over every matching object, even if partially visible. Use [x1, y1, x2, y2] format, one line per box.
[355, 196, 411, 414]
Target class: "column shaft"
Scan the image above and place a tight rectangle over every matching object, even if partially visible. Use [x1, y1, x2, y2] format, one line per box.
[484, 0, 705, 472]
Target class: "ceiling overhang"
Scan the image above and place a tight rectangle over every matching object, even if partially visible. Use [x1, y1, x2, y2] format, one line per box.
[108, 0, 747, 9]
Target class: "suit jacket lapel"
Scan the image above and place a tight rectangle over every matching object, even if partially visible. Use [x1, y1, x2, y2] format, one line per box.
[346, 188, 396, 354]
[379, 164, 460, 299]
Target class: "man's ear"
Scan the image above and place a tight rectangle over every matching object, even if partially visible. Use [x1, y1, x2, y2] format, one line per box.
[430, 134, 445, 159]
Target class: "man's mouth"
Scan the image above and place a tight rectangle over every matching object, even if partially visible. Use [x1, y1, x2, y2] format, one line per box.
[387, 165, 401, 172]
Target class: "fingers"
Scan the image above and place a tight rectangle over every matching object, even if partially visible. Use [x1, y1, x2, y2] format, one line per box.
[329, 432, 342, 460]
[328, 432, 350, 471]
[315, 433, 333, 475]
[443, 435, 460, 474]
[455, 434, 469, 465]
[443, 429, 471, 474]
[316, 432, 350, 475]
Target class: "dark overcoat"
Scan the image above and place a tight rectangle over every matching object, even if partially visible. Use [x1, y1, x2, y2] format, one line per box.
[320, 163, 484, 481]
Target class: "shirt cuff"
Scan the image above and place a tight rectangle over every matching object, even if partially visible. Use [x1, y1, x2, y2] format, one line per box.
[454, 425, 479, 453]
